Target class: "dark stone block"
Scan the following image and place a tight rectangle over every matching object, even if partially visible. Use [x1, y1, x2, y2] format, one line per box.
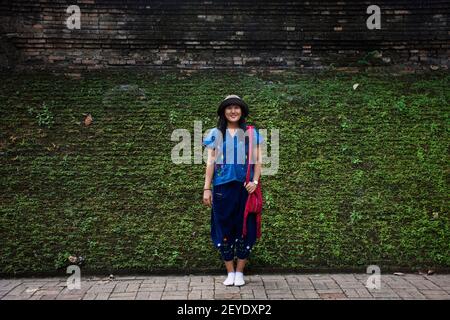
[0, 0, 448, 71]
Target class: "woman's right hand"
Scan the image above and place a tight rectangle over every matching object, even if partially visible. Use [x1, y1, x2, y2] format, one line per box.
[203, 190, 212, 207]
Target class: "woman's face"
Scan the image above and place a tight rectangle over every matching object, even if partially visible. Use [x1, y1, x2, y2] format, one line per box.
[224, 104, 242, 124]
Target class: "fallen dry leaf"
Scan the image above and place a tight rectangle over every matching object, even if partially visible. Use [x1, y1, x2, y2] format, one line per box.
[84, 114, 93, 126]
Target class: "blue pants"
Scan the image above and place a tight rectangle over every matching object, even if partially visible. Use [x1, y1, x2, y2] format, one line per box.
[211, 180, 257, 261]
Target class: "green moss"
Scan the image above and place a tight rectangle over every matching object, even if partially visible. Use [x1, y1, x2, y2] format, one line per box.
[0, 70, 449, 274]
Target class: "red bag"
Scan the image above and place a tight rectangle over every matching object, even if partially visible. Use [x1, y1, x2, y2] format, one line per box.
[242, 125, 263, 239]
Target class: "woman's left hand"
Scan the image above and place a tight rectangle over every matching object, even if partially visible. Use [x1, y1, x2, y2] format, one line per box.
[244, 182, 257, 194]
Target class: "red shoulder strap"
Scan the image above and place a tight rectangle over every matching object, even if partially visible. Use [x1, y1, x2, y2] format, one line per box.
[245, 125, 253, 183]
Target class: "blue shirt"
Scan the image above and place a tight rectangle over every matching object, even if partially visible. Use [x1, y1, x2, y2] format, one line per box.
[203, 127, 264, 186]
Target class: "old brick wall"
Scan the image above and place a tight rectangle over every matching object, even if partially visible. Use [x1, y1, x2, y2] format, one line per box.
[0, 0, 448, 73]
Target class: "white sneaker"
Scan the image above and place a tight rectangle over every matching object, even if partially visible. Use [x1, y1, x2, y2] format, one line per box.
[234, 272, 245, 286]
[223, 272, 235, 286]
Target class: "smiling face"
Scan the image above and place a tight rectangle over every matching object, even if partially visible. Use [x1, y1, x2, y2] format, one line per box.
[224, 104, 242, 124]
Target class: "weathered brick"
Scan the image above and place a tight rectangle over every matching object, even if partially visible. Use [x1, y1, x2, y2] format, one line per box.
[1, 1, 446, 72]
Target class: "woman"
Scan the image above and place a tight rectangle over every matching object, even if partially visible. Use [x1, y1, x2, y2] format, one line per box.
[202, 94, 264, 286]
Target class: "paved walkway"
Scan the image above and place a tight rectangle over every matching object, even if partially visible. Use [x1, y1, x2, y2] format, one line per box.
[1, 274, 449, 300]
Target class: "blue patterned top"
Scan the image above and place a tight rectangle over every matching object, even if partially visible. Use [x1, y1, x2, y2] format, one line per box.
[203, 127, 264, 186]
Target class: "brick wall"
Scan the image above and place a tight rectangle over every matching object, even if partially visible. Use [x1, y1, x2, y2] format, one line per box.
[0, 0, 449, 73]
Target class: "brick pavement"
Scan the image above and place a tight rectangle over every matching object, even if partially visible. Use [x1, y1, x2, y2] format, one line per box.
[1, 274, 449, 300]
